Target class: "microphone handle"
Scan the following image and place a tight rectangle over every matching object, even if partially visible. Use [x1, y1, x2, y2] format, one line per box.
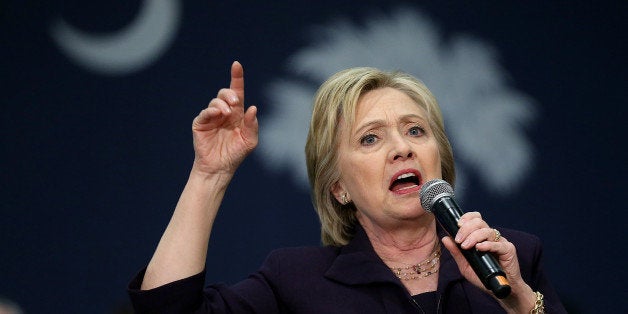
[434, 197, 512, 299]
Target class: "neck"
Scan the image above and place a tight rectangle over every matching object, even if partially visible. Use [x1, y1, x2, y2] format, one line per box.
[358, 215, 440, 265]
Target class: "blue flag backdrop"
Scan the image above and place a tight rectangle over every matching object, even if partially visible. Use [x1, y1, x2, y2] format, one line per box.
[1, 1, 625, 313]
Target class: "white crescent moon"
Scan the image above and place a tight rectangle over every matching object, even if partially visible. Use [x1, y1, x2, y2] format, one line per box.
[50, 0, 181, 75]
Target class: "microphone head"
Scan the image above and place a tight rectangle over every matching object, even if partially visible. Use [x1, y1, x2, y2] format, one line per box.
[420, 179, 454, 212]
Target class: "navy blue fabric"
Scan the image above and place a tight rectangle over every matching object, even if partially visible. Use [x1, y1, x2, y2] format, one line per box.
[129, 225, 567, 313]
[2, 2, 624, 312]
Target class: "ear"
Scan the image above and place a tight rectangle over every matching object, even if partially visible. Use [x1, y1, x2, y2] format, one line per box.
[331, 180, 348, 205]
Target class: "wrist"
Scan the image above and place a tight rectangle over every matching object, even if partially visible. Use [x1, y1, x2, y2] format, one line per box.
[190, 163, 234, 185]
[529, 291, 545, 314]
[499, 283, 537, 314]
[184, 166, 235, 207]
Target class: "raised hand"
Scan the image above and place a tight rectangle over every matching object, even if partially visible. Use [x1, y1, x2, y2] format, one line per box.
[141, 62, 259, 290]
[191, 61, 259, 176]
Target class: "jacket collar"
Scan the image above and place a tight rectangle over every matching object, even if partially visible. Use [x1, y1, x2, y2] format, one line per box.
[324, 223, 465, 292]
[324, 224, 398, 285]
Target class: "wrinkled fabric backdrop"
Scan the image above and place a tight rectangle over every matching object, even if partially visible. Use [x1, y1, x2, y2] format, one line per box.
[1, 1, 625, 313]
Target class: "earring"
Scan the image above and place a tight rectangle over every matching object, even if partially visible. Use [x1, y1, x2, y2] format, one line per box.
[341, 193, 349, 205]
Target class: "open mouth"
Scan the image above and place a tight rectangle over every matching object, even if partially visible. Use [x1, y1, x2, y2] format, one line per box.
[389, 170, 422, 193]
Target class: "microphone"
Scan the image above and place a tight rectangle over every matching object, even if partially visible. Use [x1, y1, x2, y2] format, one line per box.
[419, 179, 511, 299]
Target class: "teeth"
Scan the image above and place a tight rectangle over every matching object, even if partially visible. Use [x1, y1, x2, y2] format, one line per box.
[396, 173, 416, 180]
[398, 185, 416, 190]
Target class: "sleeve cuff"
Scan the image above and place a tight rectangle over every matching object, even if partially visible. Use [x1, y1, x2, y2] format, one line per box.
[127, 267, 206, 314]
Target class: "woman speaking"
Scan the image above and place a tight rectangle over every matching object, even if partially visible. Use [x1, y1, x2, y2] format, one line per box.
[128, 62, 566, 313]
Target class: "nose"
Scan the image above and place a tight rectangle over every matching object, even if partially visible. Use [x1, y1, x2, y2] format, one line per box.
[389, 132, 414, 161]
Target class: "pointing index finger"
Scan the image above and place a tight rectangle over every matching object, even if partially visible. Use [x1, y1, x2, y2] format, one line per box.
[230, 61, 245, 106]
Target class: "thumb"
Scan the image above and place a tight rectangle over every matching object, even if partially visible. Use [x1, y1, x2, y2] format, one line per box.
[442, 236, 471, 273]
[242, 105, 259, 147]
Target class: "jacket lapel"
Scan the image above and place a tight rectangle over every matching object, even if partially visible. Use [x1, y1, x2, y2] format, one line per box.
[324, 225, 400, 286]
[323, 225, 417, 312]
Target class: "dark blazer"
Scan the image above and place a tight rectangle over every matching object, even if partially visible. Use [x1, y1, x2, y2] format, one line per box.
[129, 225, 567, 313]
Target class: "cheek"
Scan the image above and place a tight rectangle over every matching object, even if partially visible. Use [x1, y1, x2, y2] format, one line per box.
[340, 156, 383, 194]
[421, 141, 442, 175]
[434, 148, 443, 177]
[347, 161, 376, 188]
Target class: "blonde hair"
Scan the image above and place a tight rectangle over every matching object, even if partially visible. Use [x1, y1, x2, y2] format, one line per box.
[305, 67, 455, 246]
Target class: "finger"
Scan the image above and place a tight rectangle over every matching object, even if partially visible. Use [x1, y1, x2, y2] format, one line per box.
[457, 211, 482, 227]
[442, 236, 473, 275]
[455, 215, 487, 244]
[229, 61, 245, 106]
[460, 227, 498, 249]
[194, 98, 231, 127]
[193, 107, 221, 129]
[208, 97, 232, 115]
[475, 236, 509, 252]
[217, 88, 239, 107]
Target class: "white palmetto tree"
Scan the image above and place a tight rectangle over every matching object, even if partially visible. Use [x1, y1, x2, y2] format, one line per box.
[260, 6, 537, 198]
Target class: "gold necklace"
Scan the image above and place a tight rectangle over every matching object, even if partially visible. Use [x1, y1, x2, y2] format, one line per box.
[388, 243, 441, 281]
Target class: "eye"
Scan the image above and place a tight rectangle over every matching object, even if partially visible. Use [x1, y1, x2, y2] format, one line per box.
[360, 134, 378, 146]
[408, 125, 425, 137]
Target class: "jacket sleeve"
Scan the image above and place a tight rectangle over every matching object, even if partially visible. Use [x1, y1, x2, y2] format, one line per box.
[512, 230, 568, 314]
[127, 255, 282, 314]
[128, 268, 208, 313]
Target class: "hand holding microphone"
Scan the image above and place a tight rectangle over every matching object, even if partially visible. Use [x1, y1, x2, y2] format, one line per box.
[420, 179, 512, 298]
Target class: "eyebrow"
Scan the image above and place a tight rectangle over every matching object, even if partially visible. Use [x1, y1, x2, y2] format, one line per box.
[353, 113, 427, 135]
